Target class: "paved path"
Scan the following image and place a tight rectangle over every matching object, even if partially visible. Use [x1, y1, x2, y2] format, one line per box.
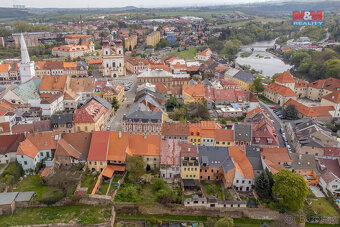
[309, 185, 325, 198]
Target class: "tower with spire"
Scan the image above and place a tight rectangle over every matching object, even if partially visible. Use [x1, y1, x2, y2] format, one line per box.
[18, 34, 35, 83]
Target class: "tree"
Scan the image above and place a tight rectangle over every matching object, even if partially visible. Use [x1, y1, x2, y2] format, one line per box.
[111, 97, 120, 111]
[255, 171, 270, 199]
[170, 107, 187, 122]
[166, 96, 180, 112]
[272, 169, 308, 211]
[282, 104, 298, 120]
[215, 217, 234, 227]
[6, 175, 16, 186]
[45, 168, 80, 195]
[115, 185, 140, 202]
[251, 78, 264, 94]
[127, 155, 145, 182]
[271, 73, 281, 83]
[187, 102, 209, 120]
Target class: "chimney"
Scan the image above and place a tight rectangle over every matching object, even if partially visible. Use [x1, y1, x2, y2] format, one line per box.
[188, 148, 191, 152]
[307, 161, 310, 165]
[144, 134, 147, 139]
[119, 131, 122, 139]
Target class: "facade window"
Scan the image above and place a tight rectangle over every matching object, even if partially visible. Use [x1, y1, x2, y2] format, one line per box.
[24, 161, 27, 165]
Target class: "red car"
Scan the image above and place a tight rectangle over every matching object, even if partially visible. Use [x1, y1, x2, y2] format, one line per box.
[270, 106, 276, 109]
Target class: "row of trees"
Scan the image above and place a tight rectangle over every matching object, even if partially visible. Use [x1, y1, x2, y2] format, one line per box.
[282, 47, 340, 80]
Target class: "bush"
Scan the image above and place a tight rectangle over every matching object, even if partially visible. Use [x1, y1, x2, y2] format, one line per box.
[38, 193, 64, 205]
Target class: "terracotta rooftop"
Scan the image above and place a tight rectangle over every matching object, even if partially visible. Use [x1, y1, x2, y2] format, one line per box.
[162, 122, 190, 136]
[73, 99, 109, 123]
[0, 134, 25, 155]
[126, 134, 161, 156]
[160, 139, 181, 165]
[26, 131, 60, 150]
[284, 99, 334, 117]
[323, 147, 340, 157]
[0, 122, 11, 134]
[261, 147, 292, 173]
[40, 75, 68, 92]
[215, 129, 233, 141]
[322, 90, 340, 103]
[88, 58, 103, 64]
[182, 84, 205, 97]
[107, 131, 129, 162]
[308, 78, 340, 91]
[69, 78, 95, 93]
[275, 71, 296, 84]
[87, 131, 110, 161]
[229, 146, 254, 179]
[17, 139, 39, 159]
[0, 64, 10, 72]
[55, 132, 91, 160]
[180, 143, 198, 157]
[264, 83, 297, 97]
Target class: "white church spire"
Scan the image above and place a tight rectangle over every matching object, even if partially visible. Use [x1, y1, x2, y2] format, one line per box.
[19, 34, 35, 84]
[20, 33, 30, 63]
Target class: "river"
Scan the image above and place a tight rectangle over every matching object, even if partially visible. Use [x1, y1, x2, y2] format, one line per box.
[235, 39, 292, 77]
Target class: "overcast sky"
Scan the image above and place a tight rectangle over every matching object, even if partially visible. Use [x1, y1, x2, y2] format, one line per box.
[2, 0, 280, 8]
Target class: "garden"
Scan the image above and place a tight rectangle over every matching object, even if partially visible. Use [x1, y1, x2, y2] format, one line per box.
[0, 205, 112, 226]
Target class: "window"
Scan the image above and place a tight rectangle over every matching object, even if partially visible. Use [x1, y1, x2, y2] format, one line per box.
[100, 162, 103, 166]
[24, 161, 27, 165]
[242, 180, 245, 184]
[184, 168, 186, 171]
[211, 169, 214, 173]
[89, 161, 92, 165]
[236, 180, 239, 183]
[249, 180, 251, 184]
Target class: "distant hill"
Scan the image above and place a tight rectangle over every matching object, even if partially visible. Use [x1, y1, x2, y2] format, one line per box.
[0, 8, 33, 19]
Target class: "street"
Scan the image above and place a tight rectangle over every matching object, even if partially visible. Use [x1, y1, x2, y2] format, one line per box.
[259, 102, 285, 147]
[107, 74, 138, 131]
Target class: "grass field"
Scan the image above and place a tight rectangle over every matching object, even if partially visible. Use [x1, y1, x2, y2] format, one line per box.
[13, 175, 60, 199]
[0, 164, 6, 170]
[201, 181, 224, 200]
[0, 205, 112, 226]
[81, 173, 96, 194]
[167, 47, 197, 59]
[311, 198, 339, 217]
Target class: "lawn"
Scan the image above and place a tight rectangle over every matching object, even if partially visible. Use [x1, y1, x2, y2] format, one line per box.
[113, 175, 122, 183]
[81, 173, 96, 194]
[116, 213, 273, 226]
[13, 175, 60, 199]
[155, 10, 233, 20]
[0, 205, 112, 226]
[201, 181, 224, 200]
[0, 164, 6, 170]
[240, 52, 252, 58]
[311, 198, 339, 217]
[100, 182, 116, 195]
[258, 95, 274, 104]
[167, 47, 197, 59]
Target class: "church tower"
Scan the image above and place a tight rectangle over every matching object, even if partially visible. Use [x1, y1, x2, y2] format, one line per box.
[18, 34, 35, 83]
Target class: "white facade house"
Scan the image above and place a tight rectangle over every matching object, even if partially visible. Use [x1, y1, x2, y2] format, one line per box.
[18, 34, 35, 84]
[102, 40, 125, 78]
[201, 137, 215, 146]
[233, 169, 254, 192]
[40, 93, 64, 116]
[160, 165, 181, 180]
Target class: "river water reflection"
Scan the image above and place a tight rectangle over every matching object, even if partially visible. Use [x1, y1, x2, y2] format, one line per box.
[236, 39, 292, 77]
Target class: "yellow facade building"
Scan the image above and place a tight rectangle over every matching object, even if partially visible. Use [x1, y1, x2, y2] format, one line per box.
[180, 143, 200, 180]
[124, 35, 137, 51]
[146, 31, 161, 47]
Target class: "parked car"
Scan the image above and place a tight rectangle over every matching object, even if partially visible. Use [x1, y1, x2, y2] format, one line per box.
[270, 106, 276, 109]
[284, 141, 288, 147]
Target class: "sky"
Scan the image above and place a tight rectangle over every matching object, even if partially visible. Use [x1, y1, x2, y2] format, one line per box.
[2, 0, 281, 8]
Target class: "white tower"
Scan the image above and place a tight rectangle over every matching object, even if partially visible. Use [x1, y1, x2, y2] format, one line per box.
[18, 34, 35, 84]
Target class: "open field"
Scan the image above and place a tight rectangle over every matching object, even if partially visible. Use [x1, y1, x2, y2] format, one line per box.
[155, 10, 233, 20]
[311, 198, 339, 217]
[167, 47, 197, 59]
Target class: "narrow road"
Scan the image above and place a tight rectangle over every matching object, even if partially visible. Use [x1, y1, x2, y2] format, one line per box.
[259, 101, 285, 147]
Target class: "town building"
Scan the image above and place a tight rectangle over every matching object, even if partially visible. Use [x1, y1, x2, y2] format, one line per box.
[161, 122, 190, 141]
[233, 124, 252, 146]
[195, 48, 212, 61]
[318, 158, 340, 196]
[290, 153, 320, 185]
[52, 43, 95, 58]
[0, 134, 25, 164]
[160, 139, 181, 182]
[102, 40, 125, 78]
[232, 71, 254, 91]
[124, 35, 137, 50]
[182, 84, 205, 104]
[146, 31, 161, 47]
[307, 78, 340, 101]
[16, 132, 59, 174]
[261, 147, 292, 174]
[126, 134, 161, 170]
[18, 34, 35, 84]
[73, 97, 112, 133]
[180, 143, 200, 181]
[54, 132, 91, 166]
[87, 131, 110, 172]
[215, 129, 234, 147]
[321, 90, 340, 118]
[51, 114, 74, 133]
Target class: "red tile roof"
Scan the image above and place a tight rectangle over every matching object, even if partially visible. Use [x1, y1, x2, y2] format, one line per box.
[215, 129, 233, 141]
[11, 124, 34, 134]
[275, 71, 296, 83]
[160, 139, 181, 165]
[323, 147, 340, 157]
[261, 148, 292, 173]
[308, 78, 340, 91]
[107, 132, 128, 162]
[73, 99, 109, 123]
[322, 90, 340, 103]
[229, 146, 254, 179]
[126, 134, 161, 156]
[180, 143, 198, 157]
[264, 83, 297, 97]
[295, 79, 308, 88]
[40, 75, 68, 92]
[87, 131, 110, 161]
[40, 166, 52, 177]
[0, 122, 11, 134]
[284, 99, 334, 117]
[0, 64, 10, 72]
[162, 122, 190, 136]
[182, 84, 205, 97]
[0, 134, 25, 155]
[214, 89, 236, 101]
[26, 132, 59, 150]
[17, 139, 39, 159]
